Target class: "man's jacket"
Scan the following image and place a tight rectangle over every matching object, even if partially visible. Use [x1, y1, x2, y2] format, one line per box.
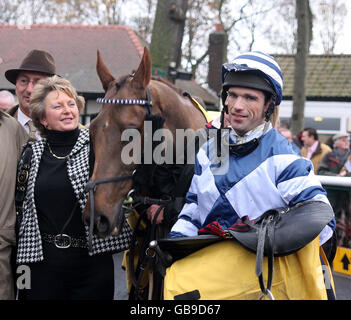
[300, 142, 332, 174]
[317, 147, 351, 176]
[169, 127, 335, 246]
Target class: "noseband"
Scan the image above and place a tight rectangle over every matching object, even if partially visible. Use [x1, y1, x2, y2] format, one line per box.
[85, 87, 152, 251]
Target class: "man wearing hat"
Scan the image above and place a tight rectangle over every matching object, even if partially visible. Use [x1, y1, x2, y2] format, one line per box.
[0, 50, 55, 298]
[1, 49, 53, 299]
[318, 133, 351, 176]
[5, 49, 56, 140]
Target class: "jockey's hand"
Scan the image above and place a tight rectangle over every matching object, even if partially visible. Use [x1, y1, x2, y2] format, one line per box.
[146, 204, 164, 224]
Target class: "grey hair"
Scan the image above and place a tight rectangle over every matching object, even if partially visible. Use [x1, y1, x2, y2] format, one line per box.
[30, 75, 85, 137]
[0, 90, 15, 105]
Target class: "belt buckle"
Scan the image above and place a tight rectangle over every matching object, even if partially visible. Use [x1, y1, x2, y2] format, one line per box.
[54, 234, 71, 249]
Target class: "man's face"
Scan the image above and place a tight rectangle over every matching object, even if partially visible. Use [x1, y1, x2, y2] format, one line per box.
[301, 131, 315, 147]
[0, 96, 13, 111]
[15, 71, 48, 117]
[225, 86, 268, 135]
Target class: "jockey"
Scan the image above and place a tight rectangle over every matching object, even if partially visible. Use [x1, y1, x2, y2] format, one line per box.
[168, 51, 336, 255]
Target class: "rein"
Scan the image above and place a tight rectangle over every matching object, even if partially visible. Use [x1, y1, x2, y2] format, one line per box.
[84, 175, 133, 252]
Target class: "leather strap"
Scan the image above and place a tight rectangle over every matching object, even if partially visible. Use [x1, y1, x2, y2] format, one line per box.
[254, 215, 275, 300]
[129, 205, 165, 300]
[85, 175, 133, 252]
[15, 144, 33, 237]
[42, 233, 87, 249]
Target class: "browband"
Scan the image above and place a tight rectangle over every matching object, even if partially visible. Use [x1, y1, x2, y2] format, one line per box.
[96, 87, 152, 116]
[96, 97, 151, 106]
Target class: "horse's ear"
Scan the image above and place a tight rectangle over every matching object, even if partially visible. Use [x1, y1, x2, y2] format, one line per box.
[96, 50, 115, 92]
[132, 47, 151, 89]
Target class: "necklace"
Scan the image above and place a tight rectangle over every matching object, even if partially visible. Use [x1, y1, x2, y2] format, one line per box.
[47, 143, 70, 160]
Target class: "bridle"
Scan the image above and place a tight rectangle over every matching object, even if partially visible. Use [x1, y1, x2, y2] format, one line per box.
[85, 86, 152, 251]
[95, 85, 152, 116]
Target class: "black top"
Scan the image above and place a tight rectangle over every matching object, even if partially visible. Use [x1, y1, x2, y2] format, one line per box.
[34, 128, 89, 265]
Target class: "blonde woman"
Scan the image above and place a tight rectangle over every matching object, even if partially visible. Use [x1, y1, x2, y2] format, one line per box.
[16, 76, 131, 300]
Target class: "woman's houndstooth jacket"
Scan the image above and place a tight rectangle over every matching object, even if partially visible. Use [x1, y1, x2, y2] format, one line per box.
[16, 129, 133, 264]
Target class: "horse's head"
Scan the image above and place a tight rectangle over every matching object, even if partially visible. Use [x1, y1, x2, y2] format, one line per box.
[83, 47, 152, 237]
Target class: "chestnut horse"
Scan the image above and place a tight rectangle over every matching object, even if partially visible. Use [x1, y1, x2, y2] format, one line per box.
[82, 47, 207, 238]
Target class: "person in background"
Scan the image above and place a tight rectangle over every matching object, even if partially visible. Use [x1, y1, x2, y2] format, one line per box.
[16, 75, 132, 300]
[300, 127, 331, 174]
[339, 155, 351, 177]
[5, 49, 57, 140]
[293, 130, 303, 149]
[0, 109, 28, 299]
[279, 127, 301, 155]
[0, 90, 15, 111]
[318, 133, 351, 176]
[318, 133, 351, 245]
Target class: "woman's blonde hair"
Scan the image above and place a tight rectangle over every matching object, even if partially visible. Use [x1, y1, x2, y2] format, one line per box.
[30, 75, 85, 136]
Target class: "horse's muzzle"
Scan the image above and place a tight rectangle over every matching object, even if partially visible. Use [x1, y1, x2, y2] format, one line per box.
[94, 213, 111, 237]
[82, 210, 112, 238]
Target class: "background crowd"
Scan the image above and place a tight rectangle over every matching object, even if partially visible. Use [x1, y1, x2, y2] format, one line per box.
[277, 124, 351, 248]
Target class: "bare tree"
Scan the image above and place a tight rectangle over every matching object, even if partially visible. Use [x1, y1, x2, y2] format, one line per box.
[263, 0, 297, 54]
[0, 0, 23, 24]
[0, 0, 47, 25]
[130, 0, 156, 43]
[315, 0, 347, 54]
[28, 0, 44, 23]
[182, 0, 277, 81]
[2, 0, 347, 88]
[263, 0, 347, 55]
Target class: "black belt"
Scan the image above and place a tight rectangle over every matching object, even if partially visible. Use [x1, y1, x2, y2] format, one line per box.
[42, 233, 87, 249]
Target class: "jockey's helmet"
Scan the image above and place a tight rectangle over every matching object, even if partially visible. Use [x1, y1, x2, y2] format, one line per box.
[221, 51, 283, 110]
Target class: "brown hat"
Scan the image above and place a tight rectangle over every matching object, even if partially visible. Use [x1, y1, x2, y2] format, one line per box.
[5, 49, 56, 85]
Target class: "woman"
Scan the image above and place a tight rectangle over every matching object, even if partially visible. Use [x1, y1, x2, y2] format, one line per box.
[16, 76, 132, 300]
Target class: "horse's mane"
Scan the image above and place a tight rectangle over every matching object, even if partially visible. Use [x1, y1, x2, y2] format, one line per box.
[151, 76, 184, 96]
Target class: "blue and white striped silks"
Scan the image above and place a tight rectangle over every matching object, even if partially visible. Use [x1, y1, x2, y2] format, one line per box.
[169, 127, 335, 246]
